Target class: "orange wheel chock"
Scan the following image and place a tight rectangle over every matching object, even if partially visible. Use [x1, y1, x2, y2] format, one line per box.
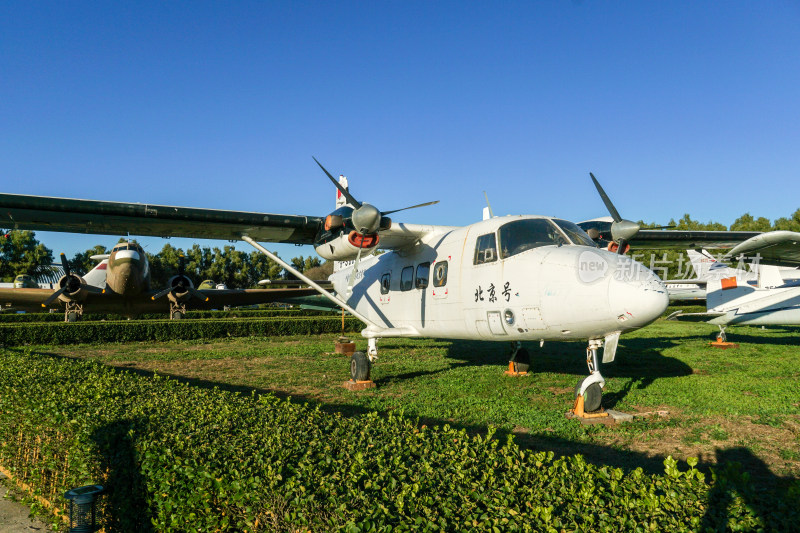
[569, 394, 608, 419]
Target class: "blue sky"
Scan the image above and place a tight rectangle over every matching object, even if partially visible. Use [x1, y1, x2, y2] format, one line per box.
[2, 1, 799, 263]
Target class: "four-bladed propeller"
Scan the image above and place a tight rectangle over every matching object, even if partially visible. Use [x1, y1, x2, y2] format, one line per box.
[313, 157, 439, 295]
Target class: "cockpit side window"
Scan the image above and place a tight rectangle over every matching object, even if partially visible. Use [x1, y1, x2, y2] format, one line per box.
[473, 233, 498, 265]
[552, 219, 598, 248]
[498, 219, 567, 259]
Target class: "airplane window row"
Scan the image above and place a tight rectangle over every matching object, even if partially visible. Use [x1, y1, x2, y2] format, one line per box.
[380, 261, 448, 294]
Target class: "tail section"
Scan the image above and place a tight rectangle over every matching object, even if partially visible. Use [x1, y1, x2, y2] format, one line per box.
[706, 277, 755, 311]
[687, 249, 754, 283]
[335, 174, 350, 209]
[82, 256, 109, 288]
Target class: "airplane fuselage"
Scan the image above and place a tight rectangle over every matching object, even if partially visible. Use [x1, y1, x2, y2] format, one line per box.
[106, 243, 150, 296]
[333, 215, 668, 342]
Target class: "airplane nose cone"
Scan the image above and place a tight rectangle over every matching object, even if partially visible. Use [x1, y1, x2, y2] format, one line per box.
[608, 258, 669, 329]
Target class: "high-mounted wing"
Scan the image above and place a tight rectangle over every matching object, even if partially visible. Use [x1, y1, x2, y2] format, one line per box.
[0, 193, 322, 244]
[578, 218, 761, 250]
[725, 231, 800, 267]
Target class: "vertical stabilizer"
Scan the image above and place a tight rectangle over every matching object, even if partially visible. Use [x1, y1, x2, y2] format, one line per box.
[335, 175, 350, 208]
[83, 258, 109, 288]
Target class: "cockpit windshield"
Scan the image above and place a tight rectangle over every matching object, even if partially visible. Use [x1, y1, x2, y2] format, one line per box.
[112, 242, 143, 253]
[552, 219, 598, 248]
[498, 219, 568, 259]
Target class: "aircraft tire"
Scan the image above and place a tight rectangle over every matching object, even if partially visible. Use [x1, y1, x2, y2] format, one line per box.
[574, 380, 603, 413]
[171, 311, 184, 320]
[66, 311, 79, 323]
[350, 351, 371, 382]
[513, 348, 530, 373]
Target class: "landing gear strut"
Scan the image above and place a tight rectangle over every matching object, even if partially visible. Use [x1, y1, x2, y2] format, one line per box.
[570, 339, 608, 418]
[710, 325, 738, 348]
[169, 301, 187, 320]
[64, 302, 83, 323]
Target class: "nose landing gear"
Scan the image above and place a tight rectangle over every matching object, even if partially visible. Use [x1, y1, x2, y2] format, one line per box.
[570, 339, 609, 418]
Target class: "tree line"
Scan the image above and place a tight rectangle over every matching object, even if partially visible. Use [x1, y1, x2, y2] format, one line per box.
[3, 207, 799, 284]
[1, 234, 327, 288]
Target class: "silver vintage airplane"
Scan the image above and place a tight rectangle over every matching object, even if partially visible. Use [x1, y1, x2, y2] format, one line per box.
[5, 163, 731, 412]
[0, 242, 317, 320]
[669, 232, 800, 342]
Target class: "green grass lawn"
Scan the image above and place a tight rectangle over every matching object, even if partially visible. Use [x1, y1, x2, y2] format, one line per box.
[34, 317, 800, 489]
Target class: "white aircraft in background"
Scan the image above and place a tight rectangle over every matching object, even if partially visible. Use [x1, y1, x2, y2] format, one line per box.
[669, 232, 800, 342]
[4, 164, 752, 412]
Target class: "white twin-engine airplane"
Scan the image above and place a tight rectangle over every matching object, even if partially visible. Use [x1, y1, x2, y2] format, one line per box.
[1, 162, 674, 412]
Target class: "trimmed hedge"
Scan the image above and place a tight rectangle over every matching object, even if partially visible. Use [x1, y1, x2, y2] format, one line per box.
[0, 308, 334, 323]
[0, 316, 362, 346]
[1, 350, 798, 531]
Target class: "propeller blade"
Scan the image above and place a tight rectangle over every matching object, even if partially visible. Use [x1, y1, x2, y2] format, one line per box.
[84, 285, 104, 294]
[42, 286, 68, 307]
[313, 157, 361, 208]
[178, 255, 186, 276]
[188, 286, 209, 302]
[150, 286, 174, 301]
[380, 200, 440, 216]
[59, 253, 71, 277]
[616, 238, 628, 256]
[589, 173, 622, 223]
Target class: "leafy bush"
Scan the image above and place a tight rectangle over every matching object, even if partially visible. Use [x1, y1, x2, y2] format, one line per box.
[1, 350, 797, 531]
[0, 308, 333, 323]
[0, 316, 361, 346]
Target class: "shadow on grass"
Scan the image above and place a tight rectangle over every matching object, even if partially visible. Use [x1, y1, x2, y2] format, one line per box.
[90, 419, 153, 532]
[700, 447, 800, 531]
[440, 337, 694, 409]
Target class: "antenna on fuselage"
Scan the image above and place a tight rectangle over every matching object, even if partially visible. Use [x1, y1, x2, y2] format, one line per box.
[482, 191, 494, 220]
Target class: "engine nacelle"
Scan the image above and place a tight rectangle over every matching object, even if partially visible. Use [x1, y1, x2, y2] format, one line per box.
[56, 274, 89, 303]
[166, 275, 195, 302]
[315, 231, 380, 261]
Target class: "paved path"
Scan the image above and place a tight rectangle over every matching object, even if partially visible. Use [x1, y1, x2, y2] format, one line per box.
[0, 478, 49, 533]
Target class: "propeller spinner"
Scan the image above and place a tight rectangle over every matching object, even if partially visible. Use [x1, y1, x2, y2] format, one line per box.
[313, 157, 439, 295]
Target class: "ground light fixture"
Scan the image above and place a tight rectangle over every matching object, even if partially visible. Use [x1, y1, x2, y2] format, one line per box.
[63, 484, 104, 533]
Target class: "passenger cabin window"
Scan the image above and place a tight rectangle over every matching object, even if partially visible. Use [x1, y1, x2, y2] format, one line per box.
[432, 261, 448, 287]
[552, 219, 598, 248]
[473, 233, 498, 265]
[400, 266, 414, 291]
[415, 262, 430, 289]
[380, 273, 391, 294]
[498, 219, 567, 259]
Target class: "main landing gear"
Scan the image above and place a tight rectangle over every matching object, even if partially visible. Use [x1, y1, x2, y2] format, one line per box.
[505, 341, 530, 376]
[570, 339, 608, 418]
[169, 301, 186, 320]
[344, 338, 377, 391]
[710, 325, 738, 348]
[64, 302, 83, 323]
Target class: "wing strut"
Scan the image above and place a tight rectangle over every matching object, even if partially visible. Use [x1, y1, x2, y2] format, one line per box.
[240, 235, 378, 328]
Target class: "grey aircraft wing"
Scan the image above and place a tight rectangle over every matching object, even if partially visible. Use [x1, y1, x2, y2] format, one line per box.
[725, 231, 800, 267]
[0, 193, 322, 244]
